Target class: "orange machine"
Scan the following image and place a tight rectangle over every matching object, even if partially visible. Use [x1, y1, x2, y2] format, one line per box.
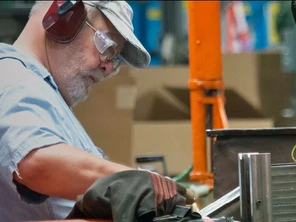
[187, 1, 228, 186]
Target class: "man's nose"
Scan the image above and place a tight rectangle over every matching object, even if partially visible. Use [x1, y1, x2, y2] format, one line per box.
[100, 60, 114, 75]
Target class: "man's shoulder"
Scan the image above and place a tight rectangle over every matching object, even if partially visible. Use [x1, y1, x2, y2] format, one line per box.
[0, 58, 58, 107]
[0, 43, 51, 83]
[0, 58, 40, 88]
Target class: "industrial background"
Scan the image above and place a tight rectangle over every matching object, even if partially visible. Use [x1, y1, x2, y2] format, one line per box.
[1, 1, 296, 220]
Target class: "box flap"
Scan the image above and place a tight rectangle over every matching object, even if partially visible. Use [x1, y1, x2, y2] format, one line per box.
[134, 90, 190, 121]
[225, 89, 265, 118]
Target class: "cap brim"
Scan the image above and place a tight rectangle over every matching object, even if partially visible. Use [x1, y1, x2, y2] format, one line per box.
[99, 9, 151, 69]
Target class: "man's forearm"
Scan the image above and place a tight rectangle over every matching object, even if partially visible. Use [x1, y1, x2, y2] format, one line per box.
[13, 143, 133, 200]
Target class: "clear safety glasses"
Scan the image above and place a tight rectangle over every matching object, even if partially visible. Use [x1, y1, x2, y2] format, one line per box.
[85, 21, 121, 76]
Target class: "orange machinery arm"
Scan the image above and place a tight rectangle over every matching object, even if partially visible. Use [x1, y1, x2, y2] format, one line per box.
[187, 1, 228, 185]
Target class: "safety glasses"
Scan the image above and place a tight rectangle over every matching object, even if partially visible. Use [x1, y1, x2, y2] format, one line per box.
[85, 21, 121, 75]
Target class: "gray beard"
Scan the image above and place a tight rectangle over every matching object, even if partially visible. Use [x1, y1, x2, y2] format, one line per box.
[66, 68, 107, 107]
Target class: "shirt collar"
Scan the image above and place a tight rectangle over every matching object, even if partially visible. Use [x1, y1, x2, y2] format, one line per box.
[0, 43, 58, 90]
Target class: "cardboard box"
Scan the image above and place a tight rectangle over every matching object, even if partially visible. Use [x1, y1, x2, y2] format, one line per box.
[131, 51, 293, 119]
[130, 66, 190, 121]
[132, 119, 273, 175]
[74, 66, 137, 166]
[130, 79, 273, 175]
[129, 62, 275, 175]
[223, 51, 293, 118]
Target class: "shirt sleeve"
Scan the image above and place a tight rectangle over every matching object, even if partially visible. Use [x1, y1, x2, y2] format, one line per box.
[0, 63, 68, 202]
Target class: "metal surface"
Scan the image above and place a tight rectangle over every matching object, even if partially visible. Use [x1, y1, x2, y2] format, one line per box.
[249, 153, 272, 222]
[207, 128, 296, 220]
[272, 163, 296, 221]
[239, 153, 272, 222]
[238, 153, 258, 221]
[208, 127, 296, 205]
[200, 187, 240, 217]
[188, 1, 228, 185]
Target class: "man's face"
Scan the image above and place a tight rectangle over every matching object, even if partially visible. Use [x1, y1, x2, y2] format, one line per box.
[49, 10, 126, 107]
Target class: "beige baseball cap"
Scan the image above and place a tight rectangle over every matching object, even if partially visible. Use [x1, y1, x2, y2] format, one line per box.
[83, 1, 151, 69]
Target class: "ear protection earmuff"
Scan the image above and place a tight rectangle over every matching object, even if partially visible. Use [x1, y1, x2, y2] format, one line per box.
[42, 0, 87, 43]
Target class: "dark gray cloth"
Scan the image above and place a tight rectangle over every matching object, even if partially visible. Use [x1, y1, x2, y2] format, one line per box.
[67, 170, 190, 222]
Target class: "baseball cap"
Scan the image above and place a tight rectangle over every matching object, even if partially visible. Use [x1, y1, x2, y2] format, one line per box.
[83, 1, 151, 69]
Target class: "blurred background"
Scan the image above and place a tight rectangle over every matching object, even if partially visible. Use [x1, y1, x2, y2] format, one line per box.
[2, 1, 296, 175]
[1, 1, 295, 65]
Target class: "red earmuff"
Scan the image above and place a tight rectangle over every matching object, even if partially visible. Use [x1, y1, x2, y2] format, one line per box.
[42, 0, 87, 43]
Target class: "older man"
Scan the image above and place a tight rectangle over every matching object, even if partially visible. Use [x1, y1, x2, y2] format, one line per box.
[0, 1, 194, 221]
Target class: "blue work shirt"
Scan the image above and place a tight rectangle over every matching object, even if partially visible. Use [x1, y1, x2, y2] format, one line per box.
[0, 43, 106, 221]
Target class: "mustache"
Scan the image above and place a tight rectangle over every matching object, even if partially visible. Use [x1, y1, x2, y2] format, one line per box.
[82, 68, 105, 78]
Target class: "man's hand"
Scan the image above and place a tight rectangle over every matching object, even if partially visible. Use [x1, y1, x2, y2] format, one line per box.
[138, 169, 195, 206]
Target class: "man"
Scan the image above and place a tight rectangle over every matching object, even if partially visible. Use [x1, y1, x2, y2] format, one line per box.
[0, 1, 192, 221]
